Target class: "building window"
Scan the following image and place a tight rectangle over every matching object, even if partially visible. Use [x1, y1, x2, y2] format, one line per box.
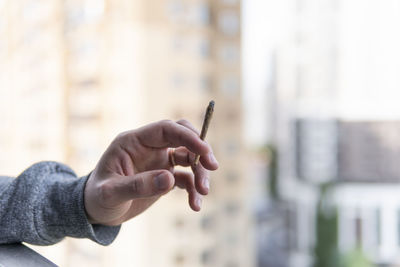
[218, 11, 239, 36]
[223, 139, 239, 156]
[174, 217, 185, 229]
[225, 231, 238, 246]
[226, 171, 239, 184]
[397, 209, 400, 246]
[200, 249, 215, 265]
[219, 44, 239, 65]
[201, 215, 215, 231]
[220, 76, 239, 96]
[171, 73, 186, 89]
[172, 36, 185, 53]
[225, 201, 240, 217]
[355, 216, 363, 247]
[76, 78, 99, 89]
[64, 0, 104, 30]
[196, 38, 211, 58]
[174, 254, 185, 265]
[70, 40, 98, 58]
[376, 208, 381, 246]
[220, 0, 239, 5]
[65, 6, 85, 30]
[199, 75, 213, 93]
[225, 109, 239, 121]
[191, 2, 210, 26]
[28, 137, 46, 151]
[166, 1, 184, 23]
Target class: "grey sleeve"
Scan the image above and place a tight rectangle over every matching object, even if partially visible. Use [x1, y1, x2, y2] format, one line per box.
[0, 161, 121, 246]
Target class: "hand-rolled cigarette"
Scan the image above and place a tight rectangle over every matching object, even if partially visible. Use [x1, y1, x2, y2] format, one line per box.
[194, 100, 215, 166]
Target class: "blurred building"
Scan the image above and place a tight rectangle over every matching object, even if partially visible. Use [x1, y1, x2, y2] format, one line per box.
[0, 0, 253, 267]
[271, 0, 400, 267]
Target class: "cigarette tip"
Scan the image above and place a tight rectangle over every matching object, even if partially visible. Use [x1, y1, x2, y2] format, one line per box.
[209, 100, 215, 108]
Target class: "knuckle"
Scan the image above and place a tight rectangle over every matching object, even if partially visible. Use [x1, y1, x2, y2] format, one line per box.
[115, 130, 129, 141]
[159, 120, 174, 141]
[177, 119, 189, 125]
[188, 151, 195, 164]
[160, 119, 174, 127]
[98, 182, 114, 203]
[132, 177, 145, 195]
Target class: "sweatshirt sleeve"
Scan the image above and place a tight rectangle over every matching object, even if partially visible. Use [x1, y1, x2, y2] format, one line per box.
[0, 161, 121, 246]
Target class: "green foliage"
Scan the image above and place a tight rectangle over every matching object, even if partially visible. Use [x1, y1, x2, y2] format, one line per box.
[314, 183, 340, 267]
[341, 247, 373, 267]
[264, 144, 279, 200]
[314, 184, 374, 267]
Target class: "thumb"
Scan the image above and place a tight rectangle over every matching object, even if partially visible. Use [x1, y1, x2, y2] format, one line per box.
[103, 170, 175, 205]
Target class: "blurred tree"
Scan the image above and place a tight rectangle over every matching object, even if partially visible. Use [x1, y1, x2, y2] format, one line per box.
[314, 183, 340, 267]
[265, 144, 279, 200]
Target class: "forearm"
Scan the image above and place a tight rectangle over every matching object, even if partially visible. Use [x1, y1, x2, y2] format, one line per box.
[0, 162, 120, 246]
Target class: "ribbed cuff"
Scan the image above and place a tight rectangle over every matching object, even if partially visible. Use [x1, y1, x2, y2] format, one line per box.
[32, 162, 121, 246]
[65, 174, 121, 245]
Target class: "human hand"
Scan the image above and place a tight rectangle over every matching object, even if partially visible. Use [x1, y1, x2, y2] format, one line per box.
[84, 120, 219, 226]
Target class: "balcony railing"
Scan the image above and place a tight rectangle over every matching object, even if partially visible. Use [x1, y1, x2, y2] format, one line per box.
[0, 243, 57, 267]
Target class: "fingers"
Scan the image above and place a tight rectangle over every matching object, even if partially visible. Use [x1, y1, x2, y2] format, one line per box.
[199, 151, 219, 171]
[174, 170, 202, 212]
[99, 170, 175, 206]
[172, 147, 212, 195]
[172, 146, 218, 171]
[176, 119, 200, 135]
[98, 169, 204, 212]
[176, 119, 219, 170]
[134, 120, 211, 156]
[192, 162, 210, 195]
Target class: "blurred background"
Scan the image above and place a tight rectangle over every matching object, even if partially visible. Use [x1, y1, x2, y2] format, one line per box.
[1, 0, 400, 266]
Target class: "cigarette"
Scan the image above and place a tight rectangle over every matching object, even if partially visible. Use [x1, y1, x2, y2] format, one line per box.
[194, 100, 215, 166]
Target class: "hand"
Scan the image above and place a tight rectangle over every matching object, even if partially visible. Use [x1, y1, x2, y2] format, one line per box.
[84, 120, 219, 226]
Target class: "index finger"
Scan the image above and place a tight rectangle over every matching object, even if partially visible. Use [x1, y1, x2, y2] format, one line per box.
[135, 120, 211, 155]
